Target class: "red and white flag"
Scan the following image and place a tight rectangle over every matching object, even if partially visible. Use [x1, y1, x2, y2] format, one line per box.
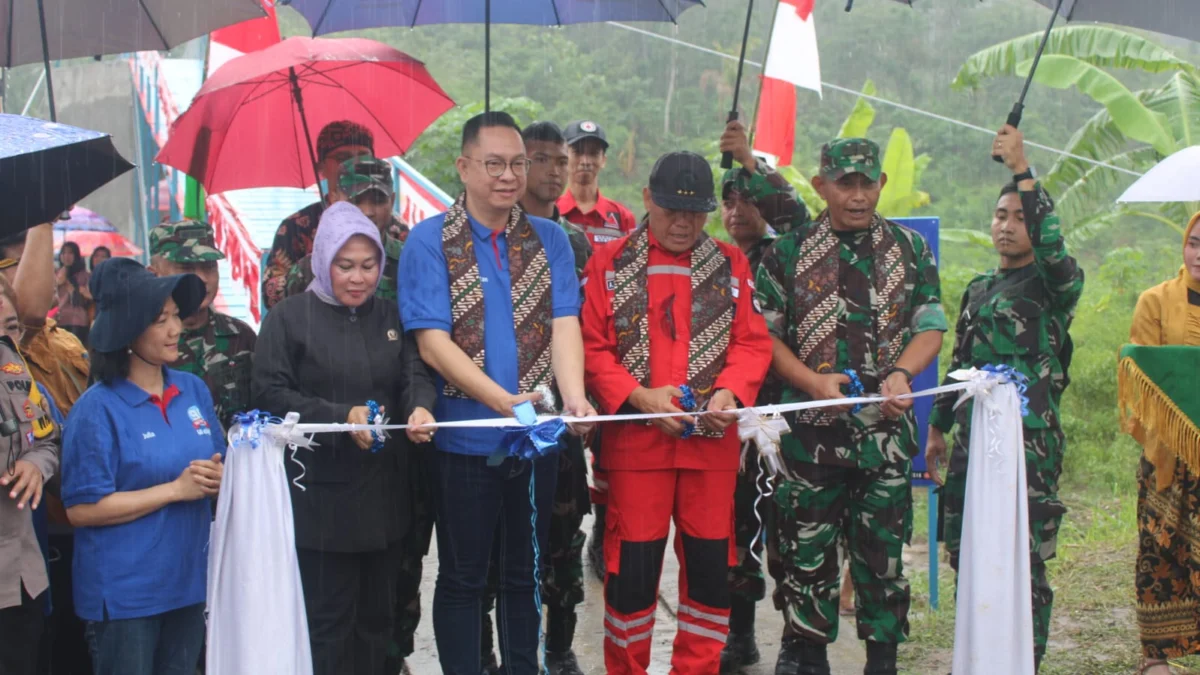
[753, 0, 822, 167]
[207, 0, 281, 77]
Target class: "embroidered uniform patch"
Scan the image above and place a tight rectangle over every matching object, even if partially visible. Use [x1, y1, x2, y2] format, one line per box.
[1, 362, 23, 375]
[188, 405, 211, 436]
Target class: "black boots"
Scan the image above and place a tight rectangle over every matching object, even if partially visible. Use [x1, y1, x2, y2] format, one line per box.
[863, 642, 898, 675]
[774, 635, 831, 675]
[544, 608, 584, 675]
[720, 599, 761, 673]
[588, 505, 606, 581]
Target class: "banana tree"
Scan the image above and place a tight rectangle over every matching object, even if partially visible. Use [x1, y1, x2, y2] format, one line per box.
[953, 25, 1200, 240]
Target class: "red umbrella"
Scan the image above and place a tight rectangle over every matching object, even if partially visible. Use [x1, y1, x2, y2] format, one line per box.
[157, 36, 454, 194]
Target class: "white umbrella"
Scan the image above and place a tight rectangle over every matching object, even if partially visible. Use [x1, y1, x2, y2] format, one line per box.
[1118, 146, 1200, 203]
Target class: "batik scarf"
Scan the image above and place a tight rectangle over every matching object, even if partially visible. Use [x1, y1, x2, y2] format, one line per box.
[442, 194, 554, 402]
[611, 224, 733, 438]
[790, 211, 908, 425]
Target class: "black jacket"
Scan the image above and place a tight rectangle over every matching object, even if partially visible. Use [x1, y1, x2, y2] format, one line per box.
[252, 292, 436, 553]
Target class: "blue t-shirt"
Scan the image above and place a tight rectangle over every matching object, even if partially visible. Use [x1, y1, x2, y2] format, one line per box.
[61, 368, 226, 621]
[399, 212, 580, 456]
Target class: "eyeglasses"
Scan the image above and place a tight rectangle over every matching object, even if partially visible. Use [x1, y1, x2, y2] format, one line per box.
[464, 156, 532, 178]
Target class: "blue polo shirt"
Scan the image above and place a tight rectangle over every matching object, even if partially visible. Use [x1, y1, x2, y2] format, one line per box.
[399, 211, 580, 456]
[61, 368, 226, 621]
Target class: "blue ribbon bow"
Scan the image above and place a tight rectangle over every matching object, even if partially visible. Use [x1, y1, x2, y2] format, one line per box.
[678, 384, 698, 439]
[366, 400, 386, 453]
[488, 401, 568, 466]
[843, 369, 866, 414]
[981, 364, 1032, 418]
[230, 409, 276, 448]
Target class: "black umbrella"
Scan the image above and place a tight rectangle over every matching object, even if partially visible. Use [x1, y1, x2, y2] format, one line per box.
[1, 0, 267, 121]
[0, 113, 134, 236]
[995, 0, 1200, 160]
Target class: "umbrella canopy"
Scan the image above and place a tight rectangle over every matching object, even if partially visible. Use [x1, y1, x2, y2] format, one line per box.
[156, 37, 454, 194]
[1032, 0, 1199, 43]
[0, 113, 134, 237]
[281, 0, 704, 110]
[53, 230, 141, 258]
[1118, 146, 1200, 204]
[54, 206, 116, 233]
[0, 0, 267, 67]
[282, 0, 703, 33]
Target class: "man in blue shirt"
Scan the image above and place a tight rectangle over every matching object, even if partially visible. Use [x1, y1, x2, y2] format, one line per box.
[400, 111, 596, 675]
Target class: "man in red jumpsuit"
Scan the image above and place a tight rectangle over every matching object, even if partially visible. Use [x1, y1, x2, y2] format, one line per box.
[581, 151, 774, 675]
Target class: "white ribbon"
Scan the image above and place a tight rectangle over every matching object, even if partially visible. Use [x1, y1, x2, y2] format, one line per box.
[737, 408, 792, 480]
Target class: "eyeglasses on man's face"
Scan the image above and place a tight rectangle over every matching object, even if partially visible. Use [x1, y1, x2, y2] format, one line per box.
[464, 156, 532, 178]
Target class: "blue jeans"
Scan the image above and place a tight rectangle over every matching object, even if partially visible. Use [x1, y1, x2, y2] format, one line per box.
[432, 451, 557, 675]
[84, 603, 205, 675]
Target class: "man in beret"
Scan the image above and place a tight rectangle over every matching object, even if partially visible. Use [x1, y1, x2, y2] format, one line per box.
[150, 220, 257, 430]
[262, 120, 375, 310]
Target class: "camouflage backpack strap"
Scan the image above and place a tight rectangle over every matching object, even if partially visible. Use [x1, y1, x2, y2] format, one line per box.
[442, 194, 486, 398]
[870, 216, 910, 370]
[790, 214, 840, 426]
[506, 209, 555, 398]
[611, 225, 651, 386]
[687, 233, 734, 438]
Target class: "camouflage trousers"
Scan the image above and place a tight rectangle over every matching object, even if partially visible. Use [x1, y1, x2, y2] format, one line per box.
[943, 427, 1066, 659]
[730, 446, 769, 603]
[484, 435, 591, 611]
[769, 459, 913, 644]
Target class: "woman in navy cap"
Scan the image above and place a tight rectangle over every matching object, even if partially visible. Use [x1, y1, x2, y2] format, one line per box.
[60, 258, 225, 675]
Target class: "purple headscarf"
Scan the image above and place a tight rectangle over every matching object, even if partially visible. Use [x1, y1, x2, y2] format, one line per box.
[307, 201, 384, 305]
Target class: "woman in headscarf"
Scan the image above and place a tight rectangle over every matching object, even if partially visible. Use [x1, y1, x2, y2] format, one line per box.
[0, 274, 59, 675]
[1128, 212, 1200, 675]
[252, 201, 437, 675]
[59, 258, 224, 675]
[53, 243, 91, 345]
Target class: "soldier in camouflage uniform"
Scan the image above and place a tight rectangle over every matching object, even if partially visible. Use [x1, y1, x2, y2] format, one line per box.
[149, 220, 257, 431]
[479, 121, 593, 675]
[925, 126, 1083, 673]
[755, 138, 947, 675]
[716, 120, 810, 673]
[285, 155, 408, 303]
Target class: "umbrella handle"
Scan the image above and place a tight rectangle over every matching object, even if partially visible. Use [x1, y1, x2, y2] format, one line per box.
[721, 110, 739, 170]
[992, 105, 1023, 164]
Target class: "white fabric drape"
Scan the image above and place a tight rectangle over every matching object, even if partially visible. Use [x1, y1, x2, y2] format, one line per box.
[207, 422, 313, 675]
[951, 382, 1035, 675]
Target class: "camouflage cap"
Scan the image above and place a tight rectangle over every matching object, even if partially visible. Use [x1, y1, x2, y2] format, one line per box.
[149, 219, 225, 263]
[339, 156, 394, 201]
[819, 137, 882, 182]
[721, 167, 752, 201]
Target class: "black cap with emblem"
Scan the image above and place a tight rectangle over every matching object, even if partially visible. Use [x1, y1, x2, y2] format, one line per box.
[648, 151, 717, 213]
[563, 120, 608, 149]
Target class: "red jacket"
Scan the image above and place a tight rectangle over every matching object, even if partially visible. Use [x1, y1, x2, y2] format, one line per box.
[557, 190, 638, 247]
[581, 231, 773, 471]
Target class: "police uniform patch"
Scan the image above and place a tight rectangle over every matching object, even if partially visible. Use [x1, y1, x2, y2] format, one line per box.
[1, 362, 23, 375]
[22, 400, 33, 419]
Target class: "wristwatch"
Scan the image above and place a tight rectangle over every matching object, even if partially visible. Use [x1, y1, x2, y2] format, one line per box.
[1012, 166, 1037, 183]
[883, 367, 914, 384]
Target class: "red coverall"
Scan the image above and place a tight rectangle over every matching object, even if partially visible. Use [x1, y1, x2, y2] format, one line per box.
[581, 231, 773, 675]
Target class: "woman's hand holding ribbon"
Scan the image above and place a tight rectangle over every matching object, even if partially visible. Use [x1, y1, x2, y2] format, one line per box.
[562, 396, 598, 436]
[406, 407, 436, 444]
[627, 385, 689, 437]
[347, 405, 377, 451]
[700, 389, 739, 433]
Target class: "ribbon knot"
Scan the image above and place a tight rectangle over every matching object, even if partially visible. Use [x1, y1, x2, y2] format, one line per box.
[736, 409, 793, 480]
[949, 365, 1032, 418]
[490, 400, 568, 466]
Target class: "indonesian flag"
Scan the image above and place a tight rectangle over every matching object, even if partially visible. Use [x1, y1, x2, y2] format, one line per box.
[207, 0, 281, 77]
[753, 0, 822, 167]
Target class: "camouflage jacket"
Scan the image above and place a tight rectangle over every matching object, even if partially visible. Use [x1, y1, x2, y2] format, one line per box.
[725, 162, 811, 237]
[931, 183, 1084, 434]
[285, 223, 408, 302]
[171, 310, 257, 430]
[263, 201, 325, 311]
[555, 209, 592, 285]
[756, 217, 948, 467]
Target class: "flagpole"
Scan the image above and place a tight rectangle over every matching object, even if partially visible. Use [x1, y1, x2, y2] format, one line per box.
[747, 0, 783, 151]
